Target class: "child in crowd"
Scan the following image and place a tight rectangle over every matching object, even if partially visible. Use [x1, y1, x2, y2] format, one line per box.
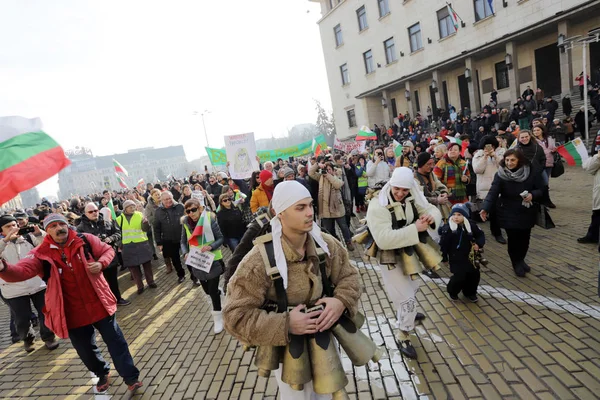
[439, 203, 486, 302]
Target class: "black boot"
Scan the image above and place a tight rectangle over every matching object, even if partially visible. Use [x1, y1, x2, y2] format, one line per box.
[400, 340, 418, 359]
[522, 261, 531, 273]
[415, 312, 426, 322]
[514, 261, 526, 277]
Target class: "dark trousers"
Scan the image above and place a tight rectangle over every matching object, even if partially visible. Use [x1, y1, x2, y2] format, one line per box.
[224, 237, 240, 253]
[447, 268, 480, 297]
[68, 314, 139, 385]
[5, 290, 54, 342]
[103, 265, 122, 301]
[489, 208, 502, 237]
[355, 192, 366, 207]
[322, 217, 352, 243]
[200, 277, 222, 311]
[580, 85, 584, 100]
[162, 241, 190, 279]
[129, 262, 154, 290]
[505, 228, 532, 266]
[147, 229, 156, 256]
[584, 209, 600, 242]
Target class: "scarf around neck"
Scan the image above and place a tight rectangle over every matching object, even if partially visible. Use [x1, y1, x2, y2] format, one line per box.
[497, 164, 530, 182]
[261, 183, 274, 201]
[187, 211, 214, 247]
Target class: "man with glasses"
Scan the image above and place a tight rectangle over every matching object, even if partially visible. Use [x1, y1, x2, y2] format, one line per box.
[205, 175, 223, 210]
[154, 192, 196, 285]
[78, 203, 131, 306]
[366, 147, 392, 188]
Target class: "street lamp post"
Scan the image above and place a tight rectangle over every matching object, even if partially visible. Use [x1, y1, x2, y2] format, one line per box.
[560, 30, 600, 151]
[194, 110, 211, 148]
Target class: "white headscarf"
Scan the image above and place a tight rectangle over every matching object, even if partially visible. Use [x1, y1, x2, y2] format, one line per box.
[378, 167, 430, 209]
[270, 181, 330, 289]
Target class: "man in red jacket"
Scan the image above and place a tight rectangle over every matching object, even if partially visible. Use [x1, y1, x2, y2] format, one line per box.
[0, 214, 142, 396]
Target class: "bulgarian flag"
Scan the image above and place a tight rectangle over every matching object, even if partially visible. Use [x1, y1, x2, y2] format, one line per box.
[116, 174, 128, 189]
[107, 198, 117, 220]
[137, 178, 144, 188]
[557, 138, 589, 166]
[0, 116, 71, 206]
[447, 4, 460, 30]
[113, 159, 128, 177]
[312, 137, 322, 156]
[356, 126, 377, 141]
[393, 140, 403, 157]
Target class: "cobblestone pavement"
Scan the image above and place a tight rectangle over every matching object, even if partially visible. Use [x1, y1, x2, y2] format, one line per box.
[0, 166, 599, 399]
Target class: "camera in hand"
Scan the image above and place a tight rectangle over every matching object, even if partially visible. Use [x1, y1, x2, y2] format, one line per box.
[18, 226, 35, 236]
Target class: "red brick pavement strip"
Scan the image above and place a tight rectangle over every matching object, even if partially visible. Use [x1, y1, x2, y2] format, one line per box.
[0, 166, 599, 399]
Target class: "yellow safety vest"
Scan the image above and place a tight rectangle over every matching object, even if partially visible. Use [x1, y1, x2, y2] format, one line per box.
[184, 213, 223, 261]
[116, 212, 148, 244]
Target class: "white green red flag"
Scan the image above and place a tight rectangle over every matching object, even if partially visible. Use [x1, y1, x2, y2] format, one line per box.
[557, 138, 589, 166]
[356, 126, 377, 141]
[393, 140, 403, 157]
[116, 174, 128, 189]
[447, 4, 460, 30]
[0, 116, 71, 206]
[107, 198, 117, 219]
[113, 159, 128, 177]
[137, 178, 144, 187]
[312, 138, 322, 156]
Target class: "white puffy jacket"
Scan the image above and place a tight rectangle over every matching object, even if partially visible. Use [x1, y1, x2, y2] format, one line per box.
[0, 232, 47, 299]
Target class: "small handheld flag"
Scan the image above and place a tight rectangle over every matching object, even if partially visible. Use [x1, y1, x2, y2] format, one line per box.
[113, 159, 129, 177]
[312, 138, 322, 156]
[356, 126, 377, 141]
[116, 174, 128, 189]
[557, 138, 589, 166]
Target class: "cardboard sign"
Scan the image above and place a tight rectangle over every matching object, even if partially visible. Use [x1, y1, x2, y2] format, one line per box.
[225, 133, 259, 179]
[185, 246, 215, 272]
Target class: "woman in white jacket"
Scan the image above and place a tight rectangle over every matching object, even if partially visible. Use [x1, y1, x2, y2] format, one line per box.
[0, 215, 58, 351]
[578, 149, 600, 245]
[472, 136, 506, 244]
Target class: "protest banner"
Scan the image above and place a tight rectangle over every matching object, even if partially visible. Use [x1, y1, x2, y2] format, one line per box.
[224, 133, 259, 179]
[333, 137, 366, 154]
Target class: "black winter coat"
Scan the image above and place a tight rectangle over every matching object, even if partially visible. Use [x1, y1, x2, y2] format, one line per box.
[154, 203, 185, 245]
[77, 214, 121, 268]
[482, 167, 545, 230]
[439, 220, 485, 273]
[216, 207, 246, 240]
[516, 141, 546, 172]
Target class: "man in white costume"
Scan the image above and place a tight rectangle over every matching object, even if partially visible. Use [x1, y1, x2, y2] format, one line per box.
[366, 167, 442, 359]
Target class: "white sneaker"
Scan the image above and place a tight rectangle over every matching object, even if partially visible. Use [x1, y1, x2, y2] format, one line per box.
[212, 311, 224, 334]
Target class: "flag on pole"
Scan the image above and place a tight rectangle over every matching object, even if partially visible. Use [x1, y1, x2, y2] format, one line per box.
[113, 159, 128, 177]
[137, 178, 144, 186]
[447, 4, 460, 30]
[356, 126, 377, 141]
[0, 116, 71, 206]
[116, 173, 128, 189]
[107, 198, 117, 220]
[556, 138, 589, 166]
[393, 140, 403, 157]
[312, 138, 322, 156]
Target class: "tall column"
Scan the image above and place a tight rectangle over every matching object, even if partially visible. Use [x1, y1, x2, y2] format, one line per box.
[558, 21, 573, 96]
[432, 70, 444, 112]
[382, 89, 394, 126]
[465, 57, 481, 112]
[405, 81, 416, 118]
[506, 41, 520, 102]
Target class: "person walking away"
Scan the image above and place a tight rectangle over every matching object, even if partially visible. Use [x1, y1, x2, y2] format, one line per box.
[0, 213, 142, 395]
[480, 150, 545, 277]
[154, 191, 194, 285]
[181, 198, 225, 333]
[578, 149, 600, 244]
[472, 137, 507, 243]
[116, 200, 157, 294]
[562, 94, 573, 117]
[78, 203, 130, 306]
[439, 203, 486, 302]
[0, 215, 58, 352]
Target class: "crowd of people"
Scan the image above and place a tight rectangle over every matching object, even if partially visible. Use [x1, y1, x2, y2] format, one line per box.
[1, 83, 600, 397]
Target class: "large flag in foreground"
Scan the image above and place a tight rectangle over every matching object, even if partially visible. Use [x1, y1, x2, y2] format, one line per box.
[0, 116, 71, 206]
[557, 138, 589, 166]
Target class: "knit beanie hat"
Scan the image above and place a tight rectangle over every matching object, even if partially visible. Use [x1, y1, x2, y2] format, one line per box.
[0, 215, 16, 230]
[451, 203, 470, 219]
[123, 200, 136, 210]
[43, 213, 68, 229]
[259, 169, 273, 184]
[282, 167, 295, 179]
[416, 152, 432, 168]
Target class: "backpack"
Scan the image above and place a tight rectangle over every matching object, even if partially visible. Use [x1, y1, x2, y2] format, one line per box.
[41, 233, 93, 283]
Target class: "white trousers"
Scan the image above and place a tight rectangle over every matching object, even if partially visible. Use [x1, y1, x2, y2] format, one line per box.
[379, 265, 421, 332]
[274, 364, 332, 400]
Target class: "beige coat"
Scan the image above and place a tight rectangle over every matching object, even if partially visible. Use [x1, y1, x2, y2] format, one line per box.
[472, 148, 505, 200]
[223, 233, 361, 347]
[308, 163, 345, 219]
[583, 154, 600, 211]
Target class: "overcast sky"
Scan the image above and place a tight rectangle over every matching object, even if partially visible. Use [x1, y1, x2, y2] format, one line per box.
[1, 0, 331, 198]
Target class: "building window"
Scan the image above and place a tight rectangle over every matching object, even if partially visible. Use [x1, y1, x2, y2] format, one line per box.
[437, 7, 456, 39]
[334, 24, 343, 47]
[384, 37, 396, 64]
[378, 0, 390, 18]
[495, 61, 509, 89]
[340, 63, 349, 85]
[474, 0, 493, 22]
[347, 109, 357, 127]
[363, 50, 374, 74]
[408, 23, 423, 52]
[356, 6, 368, 31]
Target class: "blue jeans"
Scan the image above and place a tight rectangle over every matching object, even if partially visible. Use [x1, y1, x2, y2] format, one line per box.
[68, 314, 139, 385]
[542, 167, 552, 186]
[321, 217, 352, 243]
[225, 237, 240, 252]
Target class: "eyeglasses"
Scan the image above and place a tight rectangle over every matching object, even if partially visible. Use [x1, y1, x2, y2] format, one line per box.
[87, 210, 99, 214]
[222, 199, 231, 203]
[375, 152, 383, 156]
[185, 207, 199, 214]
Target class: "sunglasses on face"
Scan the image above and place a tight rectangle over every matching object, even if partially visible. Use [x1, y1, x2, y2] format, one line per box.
[222, 199, 231, 203]
[87, 210, 99, 214]
[185, 207, 199, 214]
